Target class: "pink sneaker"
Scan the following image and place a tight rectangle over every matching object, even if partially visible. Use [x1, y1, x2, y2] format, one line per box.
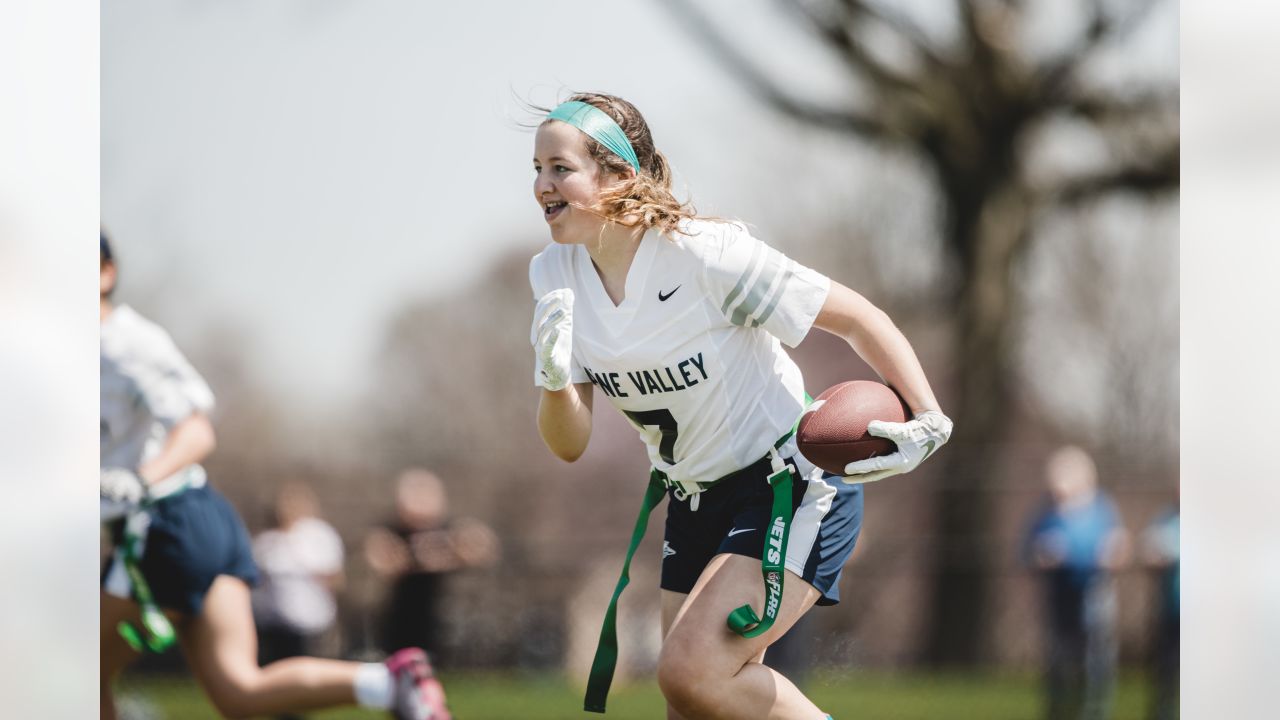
[385, 648, 451, 720]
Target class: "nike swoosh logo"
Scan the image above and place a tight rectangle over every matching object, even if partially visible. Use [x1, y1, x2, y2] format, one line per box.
[658, 285, 681, 301]
[921, 440, 937, 462]
[727, 528, 754, 537]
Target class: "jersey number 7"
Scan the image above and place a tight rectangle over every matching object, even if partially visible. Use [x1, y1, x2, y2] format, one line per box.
[624, 409, 679, 465]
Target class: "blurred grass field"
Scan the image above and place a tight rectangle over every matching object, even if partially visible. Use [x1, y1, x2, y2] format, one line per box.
[117, 669, 1161, 719]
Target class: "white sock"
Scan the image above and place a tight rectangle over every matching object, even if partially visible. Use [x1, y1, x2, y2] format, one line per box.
[353, 663, 394, 709]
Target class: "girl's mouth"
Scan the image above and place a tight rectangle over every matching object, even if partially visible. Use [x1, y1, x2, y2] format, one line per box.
[544, 201, 567, 222]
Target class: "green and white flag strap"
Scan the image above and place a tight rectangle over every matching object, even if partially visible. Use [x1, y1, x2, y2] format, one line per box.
[725, 451, 793, 638]
[117, 512, 177, 654]
[582, 461, 798, 712]
[584, 398, 811, 713]
[584, 472, 668, 713]
[724, 394, 808, 640]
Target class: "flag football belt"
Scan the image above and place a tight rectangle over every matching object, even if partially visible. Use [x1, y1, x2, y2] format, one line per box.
[150, 464, 206, 500]
[583, 429, 801, 713]
[655, 440, 793, 507]
[101, 468, 206, 654]
[115, 508, 177, 654]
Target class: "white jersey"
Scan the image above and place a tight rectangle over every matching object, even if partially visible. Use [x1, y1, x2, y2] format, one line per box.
[529, 219, 830, 494]
[252, 518, 345, 634]
[100, 305, 214, 493]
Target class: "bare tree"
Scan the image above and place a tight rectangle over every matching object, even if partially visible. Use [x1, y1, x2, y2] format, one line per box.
[1018, 201, 1178, 465]
[661, 0, 1177, 664]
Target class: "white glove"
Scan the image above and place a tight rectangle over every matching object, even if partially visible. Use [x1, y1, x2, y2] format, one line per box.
[530, 288, 575, 391]
[841, 410, 953, 484]
[101, 467, 149, 505]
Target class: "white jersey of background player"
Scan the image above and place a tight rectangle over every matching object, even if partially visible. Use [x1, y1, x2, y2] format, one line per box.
[98, 234, 447, 720]
[100, 304, 214, 508]
[530, 218, 828, 496]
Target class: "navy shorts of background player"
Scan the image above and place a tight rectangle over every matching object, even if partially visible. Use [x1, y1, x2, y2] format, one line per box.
[100, 300, 259, 615]
[102, 485, 259, 615]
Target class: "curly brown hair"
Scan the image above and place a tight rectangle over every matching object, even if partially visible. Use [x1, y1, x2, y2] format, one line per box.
[537, 92, 699, 237]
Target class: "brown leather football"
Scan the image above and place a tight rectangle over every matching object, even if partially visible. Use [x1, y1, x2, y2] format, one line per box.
[796, 380, 912, 475]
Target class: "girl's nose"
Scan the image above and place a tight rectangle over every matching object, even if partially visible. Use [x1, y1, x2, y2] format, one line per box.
[534, 171, 554, 197]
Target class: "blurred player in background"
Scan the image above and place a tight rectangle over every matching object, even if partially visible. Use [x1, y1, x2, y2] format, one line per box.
[251, 480, 346, 720]
[99, 232, 450, 720]
[364, 468, 500, 662]
[1142, 494, 1179, 720]
[1024, 446, 1131, 720]
[526, 93, 953, 720]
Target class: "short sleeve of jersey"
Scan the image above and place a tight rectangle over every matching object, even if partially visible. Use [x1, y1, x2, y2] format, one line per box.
[133, 327, 216, 428]
[528, 247, 589, 385]
[696, 222, 830, 347]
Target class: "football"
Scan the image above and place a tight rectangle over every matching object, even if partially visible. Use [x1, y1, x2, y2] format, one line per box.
[796, 380, 912, 475]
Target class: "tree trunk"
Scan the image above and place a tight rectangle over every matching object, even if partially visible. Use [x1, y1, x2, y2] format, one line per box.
[923, 180, 1033, 665]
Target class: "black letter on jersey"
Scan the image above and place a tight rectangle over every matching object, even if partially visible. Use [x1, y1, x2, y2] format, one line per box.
[664, 367, 686, 391]
[678, 359, 699, 388]
[656, 370, 675, 393]
[689, 352, 709, 380]
[592, 369, 617, 398]
[643, 371, 663, 394]
[626, 371, 648, 396]
[608, 372, 628, 398]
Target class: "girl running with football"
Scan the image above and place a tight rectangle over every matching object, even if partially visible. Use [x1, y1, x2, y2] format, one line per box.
[99, 233, 450, 720]
[528, 93, 953, 720]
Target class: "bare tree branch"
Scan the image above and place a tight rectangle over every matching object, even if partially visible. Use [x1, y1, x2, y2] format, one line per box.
[1037, 0, 1167, 103]
[1054, 142, 1178, 205]
[955, 0, 1001, 73]
[1057, 87, 1179, 124]
[842, 0, 952, 71]
[779, 0, 921, 96]
[659, 0, 899, 141]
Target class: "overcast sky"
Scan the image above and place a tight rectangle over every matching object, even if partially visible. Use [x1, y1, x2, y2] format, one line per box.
[102, 1, 877, 410]
[101, 0, 1175, 413]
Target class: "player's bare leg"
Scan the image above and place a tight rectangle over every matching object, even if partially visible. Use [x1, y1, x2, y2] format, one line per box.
[101, 592, 186, 720]
[657, 553, 824, 720]
[101, 592, 142, 720]
[178, 574, 363, 717]
[661, 590, 772, 720]
[660, 591, 693, 720]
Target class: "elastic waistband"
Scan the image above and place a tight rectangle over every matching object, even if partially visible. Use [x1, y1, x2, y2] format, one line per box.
[148, 465, 207, 503]
[653, 429, 796, 498]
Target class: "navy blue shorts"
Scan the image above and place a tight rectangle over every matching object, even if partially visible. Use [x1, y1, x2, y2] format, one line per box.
[660, 447, 863, 606]
[102, 484, 259, 615]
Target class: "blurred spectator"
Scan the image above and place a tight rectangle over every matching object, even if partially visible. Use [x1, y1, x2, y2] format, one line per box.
[1024, 446, 1130, 720]
[364, 468, 499, 663]
[1142, 497, 1179, 720]
[250, 480, 345, 720]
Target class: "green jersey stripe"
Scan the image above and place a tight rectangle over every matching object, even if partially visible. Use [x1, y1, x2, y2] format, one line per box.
[751, 260, 797, 328]
[731, 247, 786, 326]
[721, 239, 765, 316]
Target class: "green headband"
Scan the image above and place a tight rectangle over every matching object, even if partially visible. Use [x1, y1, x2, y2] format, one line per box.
[546, 100, 641, 174]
